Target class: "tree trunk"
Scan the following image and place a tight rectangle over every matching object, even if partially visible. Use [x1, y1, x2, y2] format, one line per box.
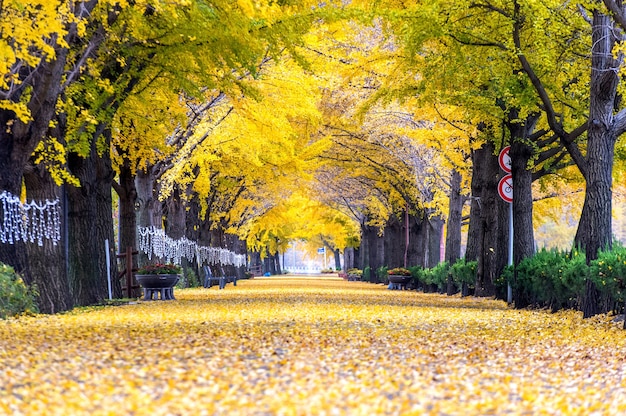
[0, 49, 70, 274]
[510, 140, 535, 305]
[333, 248, 341, 270]
[23, 163, 73, 314]
[67, 129, 120, 306]
[383, 215, 404, 269]
[136, 168, 162, 229]
[445, 169, 463, 295]
[465, 158, 482, 264]
[343, 247, 354, 271]
[426, 214, 443, 268]
[473, 142, 500, 297]
[445, 169, 463, 264]
[408, 213, 427, 268]
[164, 188, 186, 240]
[578, 12, 618, 318]
[363, 223, 384, 283]
[116, 158, 137, 255]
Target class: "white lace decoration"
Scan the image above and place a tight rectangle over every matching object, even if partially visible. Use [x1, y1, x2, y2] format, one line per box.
[0, 191, 62, 246]
[138, 226, 246, 267]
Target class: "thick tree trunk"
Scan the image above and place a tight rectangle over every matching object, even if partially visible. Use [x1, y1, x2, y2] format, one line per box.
[472, 142, 500, 297]
[426, 214, 443, 268]
[0, 49, 69, 273]
[67, 130, 120, 306]
[383, 216, 404, 269]
[136, 168, 162, 229]
[363, 223, 384, 283]
[408, 213, 427, 268]
[510, 140, 535, 305]
[116, 159, 137, 255]
[578, 12, 618, 318]
[343, 247, 354, 271]
[333, 249, 341, 270]
[23, 164, 73, 314]
[445, 169, 463, 295]
[164, 188, 186, 240]
[465, 159, 482, 264]
[273, 253, 281, 275]
[445, 169, 463, 264]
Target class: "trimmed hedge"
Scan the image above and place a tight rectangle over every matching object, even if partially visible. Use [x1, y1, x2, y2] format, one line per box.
[501, 246, 626, 313]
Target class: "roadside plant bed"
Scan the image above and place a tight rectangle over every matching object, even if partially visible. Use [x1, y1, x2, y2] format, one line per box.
[387, 267, 412, 290]
[136, 263, 182, 301]
[346, 268, 362, 281]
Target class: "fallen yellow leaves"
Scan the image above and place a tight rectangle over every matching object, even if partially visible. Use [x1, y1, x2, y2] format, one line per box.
[1, 276, 625, 415]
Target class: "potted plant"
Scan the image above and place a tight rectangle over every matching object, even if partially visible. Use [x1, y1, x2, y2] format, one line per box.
[136, 263, 182, 300]
[347, 268, 363, 281]
[387, 267, 412, 286]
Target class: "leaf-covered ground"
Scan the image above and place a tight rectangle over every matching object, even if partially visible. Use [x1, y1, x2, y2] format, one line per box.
[1, 276, 625, 415]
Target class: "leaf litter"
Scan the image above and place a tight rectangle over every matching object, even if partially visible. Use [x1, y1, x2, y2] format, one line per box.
[1, 277, 625, 415]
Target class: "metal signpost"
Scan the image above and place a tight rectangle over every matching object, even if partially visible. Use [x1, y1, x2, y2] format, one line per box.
[498, 146, 513, 304]
[318, 247, 326, 269]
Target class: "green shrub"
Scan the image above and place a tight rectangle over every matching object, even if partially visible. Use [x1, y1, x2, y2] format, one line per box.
[376, 266, 388, 282]
[507, 248, 586, 311]
[589, 245, 626, 313]
[554, 248, 586, 311]
[408, 266, 424, 289]
[422, 262, 449, 292]
[450, 259, 476, 284]
[176, 267, 202, 288]
[0, 263, 38, 319]
[363, 266, 371, 282]
[450, 258, 477, 296]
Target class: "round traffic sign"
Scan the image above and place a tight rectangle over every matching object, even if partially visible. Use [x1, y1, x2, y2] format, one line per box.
[498, 174, 513, 203]
[499, 146, 511, 173]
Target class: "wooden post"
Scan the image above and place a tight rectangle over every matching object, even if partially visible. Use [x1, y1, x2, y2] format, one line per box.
[117, 247, 139, 297]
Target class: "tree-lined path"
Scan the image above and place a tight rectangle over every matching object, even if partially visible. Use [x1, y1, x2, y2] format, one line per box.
[1, 277, 625, 415]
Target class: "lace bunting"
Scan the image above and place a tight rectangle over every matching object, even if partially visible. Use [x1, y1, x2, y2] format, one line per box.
[0, 191, 61, 246]
[138, 226, 246, 267]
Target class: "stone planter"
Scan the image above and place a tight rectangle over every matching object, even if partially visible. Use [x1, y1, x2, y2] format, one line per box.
[388, 275, 412, 284]
[388, 274, 411, 290]
[136, 274, 180, 300]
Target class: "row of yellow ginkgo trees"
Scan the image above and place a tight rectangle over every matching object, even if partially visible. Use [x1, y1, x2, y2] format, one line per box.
[3, 1, 626, 319]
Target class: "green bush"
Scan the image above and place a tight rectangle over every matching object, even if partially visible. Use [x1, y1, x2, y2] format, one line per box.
[589, 245, 626, 313]
[407, 266, 424, 289]
[450, 259, 477, 286]
[422, 262, 449, 292]
[176, 267, 202, 288]
[363, 266, 371, 282]
[376, 266, 388, 282]
[506, 248, 586, 312]
[0, 263, 38, 319]
[450, 258, 477, 296]
[554, 248, 586, 311]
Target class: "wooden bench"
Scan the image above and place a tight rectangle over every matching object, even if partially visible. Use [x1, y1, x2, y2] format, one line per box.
[203, 266, 237, 289]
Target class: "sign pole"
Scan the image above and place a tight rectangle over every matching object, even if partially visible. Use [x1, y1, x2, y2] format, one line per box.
[498, 146, 513, 305]
[507, 202, 513, 304]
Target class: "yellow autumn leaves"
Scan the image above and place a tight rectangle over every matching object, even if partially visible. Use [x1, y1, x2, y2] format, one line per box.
[1, 276, 625, 415]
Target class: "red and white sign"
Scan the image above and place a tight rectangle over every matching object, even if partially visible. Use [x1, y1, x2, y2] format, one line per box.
[499, 146, 511, 173]
[498, 174, 513, 203]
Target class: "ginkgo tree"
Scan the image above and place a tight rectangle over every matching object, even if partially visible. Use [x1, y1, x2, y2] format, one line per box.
[346, 0, 593, 299]
[0, 0, 335, 311]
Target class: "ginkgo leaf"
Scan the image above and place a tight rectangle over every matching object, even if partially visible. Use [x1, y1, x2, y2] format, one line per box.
[1, 277, 625, 415]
